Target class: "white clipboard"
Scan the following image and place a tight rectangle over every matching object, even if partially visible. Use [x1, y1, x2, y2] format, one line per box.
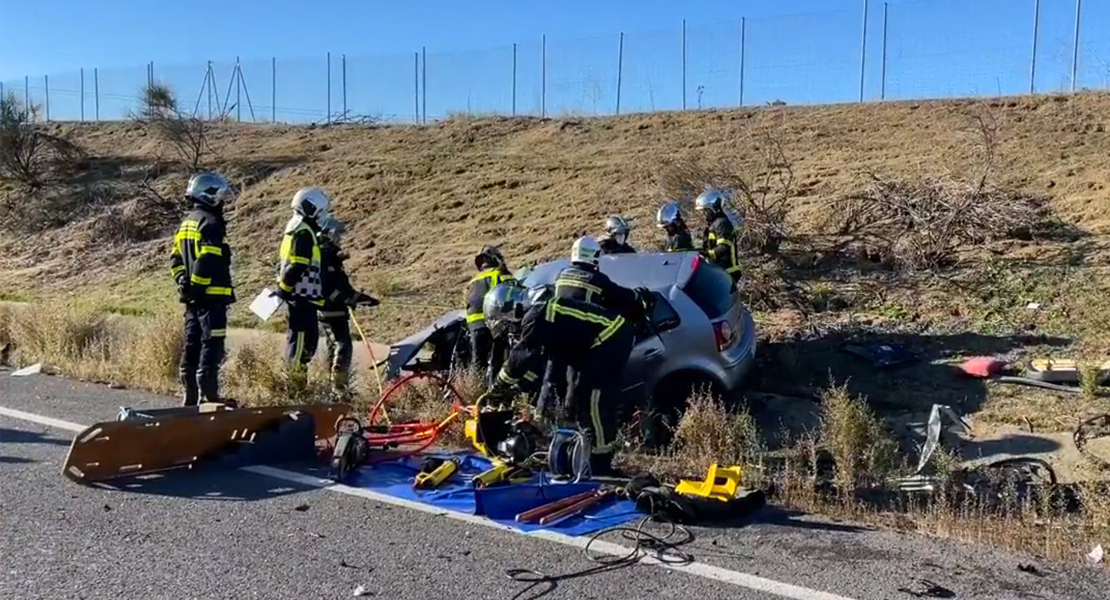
[249, 287, 284, 322]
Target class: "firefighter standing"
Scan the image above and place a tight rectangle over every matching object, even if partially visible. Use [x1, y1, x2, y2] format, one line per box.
[657, 201, 695, 252]
[464, 246, 514, 383]
[274, 187, 332, 370]
[695, 188, 742, 283]
[318, 217, 379, 396]
[545, 236, 649, 424]
[171, 172, 237, 407]
[483, 284, 646, 476]
[597, 216, 636, 254]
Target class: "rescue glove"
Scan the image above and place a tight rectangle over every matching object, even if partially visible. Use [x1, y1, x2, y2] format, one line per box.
[634, 287, 655, 314]
[346, 291, 380, 308]
[175, 275, 190, 304]
[271, 288, 295, 303]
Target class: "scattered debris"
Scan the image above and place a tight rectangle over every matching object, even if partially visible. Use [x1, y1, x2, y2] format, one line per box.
[915, 404, 971, 475]
[897, 579, 956, 598]
[293, 504, 310, 512]
[1017, 563, 1043, 576]
[352, 584, 372, 597]
[840, 342, 918, 369]
[11, 362, 42, 377]
[1074, 414, 1110, 470]
[1025, 302, 1042, 311]
[957, 356, 1011, 379]
[1088, 544, 1104, 564]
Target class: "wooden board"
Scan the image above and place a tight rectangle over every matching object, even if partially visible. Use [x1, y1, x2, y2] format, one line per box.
[62, 403, 351, 484]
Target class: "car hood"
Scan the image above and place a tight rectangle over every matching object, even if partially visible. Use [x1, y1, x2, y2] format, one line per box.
[385, 309, 466, 379]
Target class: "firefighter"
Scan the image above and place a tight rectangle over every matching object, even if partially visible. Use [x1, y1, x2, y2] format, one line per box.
[554, 236, 642, 316]
[548, 236, 645, 417]
[483, 283, 649, 476]
[274, 187, 331, 371]
[597, 215, 636, 254]
[464, 246, 514, 382]
[317, 217, 379, 397]
[171, 172, 237, 407]
[657, 201, 694, 252]
[695, 188, 742, 283]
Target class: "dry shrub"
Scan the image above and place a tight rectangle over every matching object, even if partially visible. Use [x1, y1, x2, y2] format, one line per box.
[224, 338, 331, 407]
[131, 82, 218, 171]
[656, 130, 794, 256]
[0, 92, 87, 196]
[117, 310, 182, 391]
[819, 382, 901, 496]
[827, 173, 1048, 270]
[663, 393, 764, 485]
[7, 301, 114, 369]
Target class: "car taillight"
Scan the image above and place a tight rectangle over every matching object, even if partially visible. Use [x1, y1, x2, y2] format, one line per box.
[713, 319, 734, 352]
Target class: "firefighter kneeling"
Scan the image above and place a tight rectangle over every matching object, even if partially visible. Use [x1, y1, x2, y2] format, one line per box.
[481, 282, 651, 477]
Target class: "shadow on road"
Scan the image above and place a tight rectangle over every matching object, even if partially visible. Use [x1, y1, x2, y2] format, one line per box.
[749, 506, 870, 534]
[0, 455, 35, 464]
[93, 464, 317, 502]
[0, 426, 72, 447]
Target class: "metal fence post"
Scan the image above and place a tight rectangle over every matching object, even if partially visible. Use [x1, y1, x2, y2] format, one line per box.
[1030, 0, 1040, 94]
[739, 17, 746, 106]
[859, 0, 869, 102]
[1070, 0, 1081, 92]
[94, 68, 100, 121]
[326, 52, 332, 123]
[421, 46, 427, 124]
[681, 19, 687, 110]
[272, 57, 277, 123]
[616, 32, 624, 115]
[512, 43, 517, 116]
[44, 75, 50, 121]
[413, 52, 419, 124]
[881, 2, 888, 100]
[80, 68, 85, 121]
[236, 57, 242, 122]
[541, 35, 547, 118]
[24, 75, 28, 114]
[341, 54, 347, 118]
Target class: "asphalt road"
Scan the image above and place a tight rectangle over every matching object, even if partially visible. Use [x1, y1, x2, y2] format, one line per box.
[2, 370, 1109, 600]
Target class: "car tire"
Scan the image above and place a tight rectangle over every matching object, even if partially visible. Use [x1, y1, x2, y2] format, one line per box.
[642, 373, 723, 450]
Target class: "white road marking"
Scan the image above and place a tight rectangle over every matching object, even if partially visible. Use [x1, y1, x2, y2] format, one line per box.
[1, 405, 857, 600]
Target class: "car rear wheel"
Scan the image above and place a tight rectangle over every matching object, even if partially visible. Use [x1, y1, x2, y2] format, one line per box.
[641, 372, 724, 450]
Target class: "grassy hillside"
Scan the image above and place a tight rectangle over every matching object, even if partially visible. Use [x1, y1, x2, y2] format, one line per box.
[2, 92, 1108, 342]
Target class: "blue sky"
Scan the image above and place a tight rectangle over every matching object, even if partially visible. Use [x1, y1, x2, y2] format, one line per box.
[1, 0, 1108, 122]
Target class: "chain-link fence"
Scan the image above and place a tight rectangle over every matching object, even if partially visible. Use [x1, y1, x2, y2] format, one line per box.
[2, 0, 1107, 124]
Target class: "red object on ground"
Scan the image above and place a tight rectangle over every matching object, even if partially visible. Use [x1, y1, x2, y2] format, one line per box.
[958, 356, 1010, 378]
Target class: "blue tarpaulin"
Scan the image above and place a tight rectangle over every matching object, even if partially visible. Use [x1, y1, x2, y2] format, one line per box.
[346, 452, 640, 536]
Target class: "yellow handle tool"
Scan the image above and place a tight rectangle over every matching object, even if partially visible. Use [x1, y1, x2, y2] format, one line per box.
[414, 458, 460, 490]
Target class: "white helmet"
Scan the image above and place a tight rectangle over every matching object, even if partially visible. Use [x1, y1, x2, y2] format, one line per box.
[185, 172, 235, 208]
[570, 235, 602, 267]
[291, 187, 331, 222]
[694, 188, 730, 215]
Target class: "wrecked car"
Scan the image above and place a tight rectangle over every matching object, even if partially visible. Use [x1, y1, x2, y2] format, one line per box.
[385, 251, 758, 433]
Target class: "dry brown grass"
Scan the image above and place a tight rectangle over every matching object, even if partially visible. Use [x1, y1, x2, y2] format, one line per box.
[2, 301, 181, 392]
[5, 92, 1110, 343]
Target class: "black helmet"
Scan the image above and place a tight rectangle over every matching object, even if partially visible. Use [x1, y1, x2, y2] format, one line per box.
[475, 245, 506, 271]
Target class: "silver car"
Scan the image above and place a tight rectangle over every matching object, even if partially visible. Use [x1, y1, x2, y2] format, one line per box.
[385, 251, 758, 439]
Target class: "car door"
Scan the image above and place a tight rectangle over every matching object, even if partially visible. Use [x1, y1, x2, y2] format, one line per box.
[619, 291, 680, 405]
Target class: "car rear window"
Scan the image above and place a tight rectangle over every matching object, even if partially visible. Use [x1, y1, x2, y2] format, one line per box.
[682, 261, 736, 319]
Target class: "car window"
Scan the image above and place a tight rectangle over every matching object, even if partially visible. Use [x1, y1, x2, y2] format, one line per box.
[633, 292, 679, 343]
[648, 292, 680, 332]
[682, 261, 736, 319]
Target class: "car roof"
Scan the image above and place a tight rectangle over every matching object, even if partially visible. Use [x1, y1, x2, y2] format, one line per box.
[522, 251, 698, 291]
